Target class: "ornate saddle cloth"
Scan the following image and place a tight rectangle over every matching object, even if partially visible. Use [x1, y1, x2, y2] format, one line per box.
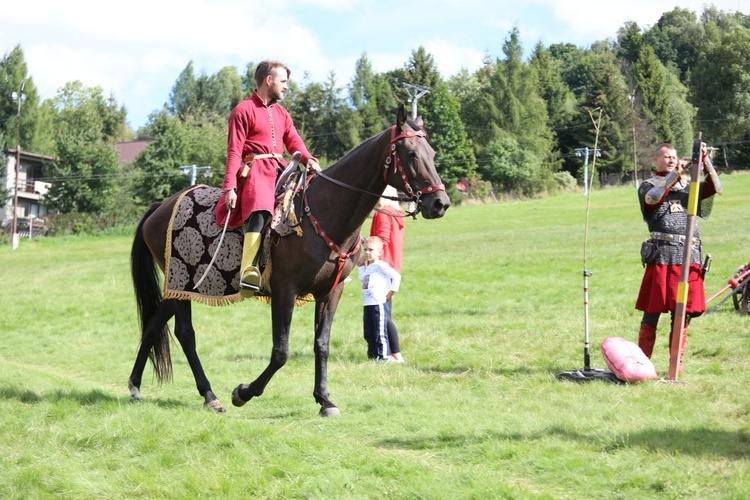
[163, 185, 312, 306]
[163, 185, 245, 306]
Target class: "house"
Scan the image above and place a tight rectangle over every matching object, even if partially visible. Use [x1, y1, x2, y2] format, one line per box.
[1, 149, 56, 230]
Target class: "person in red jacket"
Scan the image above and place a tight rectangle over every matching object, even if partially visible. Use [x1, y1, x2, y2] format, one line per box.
[369, 186, 406, 362]
[216, 60, 319, 297]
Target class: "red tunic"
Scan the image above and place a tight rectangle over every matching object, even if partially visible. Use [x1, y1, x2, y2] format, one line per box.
[636, 263, 706, 314]
[370, 207, 405, 273]
[215, 91, 314, 228]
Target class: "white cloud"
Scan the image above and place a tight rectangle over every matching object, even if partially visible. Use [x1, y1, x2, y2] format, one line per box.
[1, 0, 744, 129]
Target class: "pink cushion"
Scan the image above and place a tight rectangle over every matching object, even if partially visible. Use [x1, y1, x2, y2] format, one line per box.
[601, 337, 658, 383]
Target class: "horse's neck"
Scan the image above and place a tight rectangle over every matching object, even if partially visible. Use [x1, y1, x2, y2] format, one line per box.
[308, 132, 389, 242]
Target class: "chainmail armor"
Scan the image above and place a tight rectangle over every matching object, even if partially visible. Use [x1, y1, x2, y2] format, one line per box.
[638, 176, 714, 266]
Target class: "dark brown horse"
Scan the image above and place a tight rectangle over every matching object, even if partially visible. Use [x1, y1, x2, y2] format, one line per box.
[128, 104, 450, 416]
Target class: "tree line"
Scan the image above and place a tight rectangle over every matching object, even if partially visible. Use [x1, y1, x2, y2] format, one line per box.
[0, 5, 748, 230]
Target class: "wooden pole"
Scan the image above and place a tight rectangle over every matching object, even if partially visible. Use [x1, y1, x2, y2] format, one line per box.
[668, 134, 703, 381]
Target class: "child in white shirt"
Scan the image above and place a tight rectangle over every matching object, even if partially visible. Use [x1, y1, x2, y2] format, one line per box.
[358, 236, 401, 361]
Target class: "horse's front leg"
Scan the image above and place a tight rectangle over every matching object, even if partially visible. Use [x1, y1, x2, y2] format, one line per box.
[231, 291, 296, 408]
[313, 284, 344, 417]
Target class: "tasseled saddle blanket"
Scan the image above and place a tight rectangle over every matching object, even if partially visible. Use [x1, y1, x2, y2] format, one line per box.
[162, 184, 309, 306]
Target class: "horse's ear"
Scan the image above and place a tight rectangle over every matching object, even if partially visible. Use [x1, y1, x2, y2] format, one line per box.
[396, 104, 407, 129]
[415, 115, 424, 128]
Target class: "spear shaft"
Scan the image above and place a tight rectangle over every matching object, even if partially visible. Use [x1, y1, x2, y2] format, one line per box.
[668, 134, 703, 381]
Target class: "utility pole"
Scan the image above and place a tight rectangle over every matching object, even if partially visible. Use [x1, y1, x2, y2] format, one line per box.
[629, 92, 638, 188]
[575, 147, 601, 196]
[180, 164, 211, 185]
[10, 80, 26, 250]
[402, 83, 430, 119]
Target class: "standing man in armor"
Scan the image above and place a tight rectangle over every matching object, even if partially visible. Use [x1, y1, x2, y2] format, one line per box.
[216, 60, 320, 297]
[635, 142, 721, 372]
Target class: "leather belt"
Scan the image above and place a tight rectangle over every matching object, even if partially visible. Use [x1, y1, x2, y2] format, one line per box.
[243, 153, 283, 164]
[650, 231, 700, 246]
[239, 153, 284, 178]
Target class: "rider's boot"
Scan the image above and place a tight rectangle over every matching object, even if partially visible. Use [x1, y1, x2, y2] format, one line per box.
[239, 231, 262, 298]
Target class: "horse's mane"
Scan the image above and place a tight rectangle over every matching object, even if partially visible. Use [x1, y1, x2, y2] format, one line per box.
[327, 117, 428, 171]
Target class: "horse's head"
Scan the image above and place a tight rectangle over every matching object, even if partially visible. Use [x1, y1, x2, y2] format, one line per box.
[385, 104, 450, 219]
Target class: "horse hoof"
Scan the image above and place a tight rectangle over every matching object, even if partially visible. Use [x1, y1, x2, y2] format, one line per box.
[319, 406, 340, 418]
[231, 385, 248, 407]
[128, 379, 141, 401]
[205, 399, 226, 413]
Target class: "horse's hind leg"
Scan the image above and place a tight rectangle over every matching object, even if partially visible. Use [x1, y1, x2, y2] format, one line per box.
[173, 300, 226, 413]
[128, 300, 176, 400]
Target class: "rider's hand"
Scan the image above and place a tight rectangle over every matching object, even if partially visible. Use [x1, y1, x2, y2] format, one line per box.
[307, 159, 321, 173]
[225, 188, 237, 210]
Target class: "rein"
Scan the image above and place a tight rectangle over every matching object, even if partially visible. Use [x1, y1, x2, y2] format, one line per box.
[314, 125, 444, 219]
[290, 123, 445, 297]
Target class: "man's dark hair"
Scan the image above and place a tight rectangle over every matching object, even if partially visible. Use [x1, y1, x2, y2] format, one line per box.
[254, 60, 291, 87]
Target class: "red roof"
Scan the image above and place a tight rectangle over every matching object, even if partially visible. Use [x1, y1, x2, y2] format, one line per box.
[115, 140, 151, 164]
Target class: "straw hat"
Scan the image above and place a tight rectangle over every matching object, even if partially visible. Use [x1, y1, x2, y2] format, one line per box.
[378, 185, 401, 209]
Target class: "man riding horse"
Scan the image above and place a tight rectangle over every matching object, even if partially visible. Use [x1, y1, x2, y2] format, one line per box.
[216, 60, 320, 297]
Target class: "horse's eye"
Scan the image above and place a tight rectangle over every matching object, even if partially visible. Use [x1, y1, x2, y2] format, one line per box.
[408, 150, 417, 159]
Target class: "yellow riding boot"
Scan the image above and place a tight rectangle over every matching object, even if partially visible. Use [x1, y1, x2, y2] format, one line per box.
[239, 231, 262, 297]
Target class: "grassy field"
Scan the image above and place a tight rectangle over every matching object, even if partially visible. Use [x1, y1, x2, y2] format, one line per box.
[1, 173, 749, 498]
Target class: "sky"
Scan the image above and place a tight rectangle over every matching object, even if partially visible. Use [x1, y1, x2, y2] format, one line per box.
[2, 0, 746, 131]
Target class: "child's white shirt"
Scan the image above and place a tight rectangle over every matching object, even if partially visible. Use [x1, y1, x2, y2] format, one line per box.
[358, 260, 401, 306]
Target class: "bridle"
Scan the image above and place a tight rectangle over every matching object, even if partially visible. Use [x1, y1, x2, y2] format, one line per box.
[383, 126, 445, 202]
[302, 124, 445, 296]
[314, 125, 445, 216]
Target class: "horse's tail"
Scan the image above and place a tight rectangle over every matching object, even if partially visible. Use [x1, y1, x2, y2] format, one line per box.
[131, 202, 173, 383]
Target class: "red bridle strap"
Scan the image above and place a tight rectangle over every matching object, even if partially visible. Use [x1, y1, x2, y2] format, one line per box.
[304, 189, 361, 297]
[383, 126, 445, 198]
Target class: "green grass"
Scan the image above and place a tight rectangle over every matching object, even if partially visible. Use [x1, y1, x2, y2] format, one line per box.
[1, 174, 749, 498]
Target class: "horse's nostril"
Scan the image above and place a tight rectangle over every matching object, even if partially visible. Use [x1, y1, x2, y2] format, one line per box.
[433, 197, 450, 212]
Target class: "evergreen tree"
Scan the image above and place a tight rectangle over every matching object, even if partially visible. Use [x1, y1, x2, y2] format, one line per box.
[0, 45, 43, 153]
[349, 54, 396, 140]
[481, 28, 555, 192]
[690, 16, 750, 165]
[318, 71, 357, 161]
[398, 48, 476, 190]
[423, 86, 476, 189]
[583, 46, 632, 181]
[635, 45, 673, 143]
[616, 21, 644, 65]
[287, 72, 356, 164]
[529, 43, 577, 140]
[131, 110, 191, 205]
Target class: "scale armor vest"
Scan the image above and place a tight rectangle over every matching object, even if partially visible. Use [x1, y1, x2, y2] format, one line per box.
[638, 177, 713, 266]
